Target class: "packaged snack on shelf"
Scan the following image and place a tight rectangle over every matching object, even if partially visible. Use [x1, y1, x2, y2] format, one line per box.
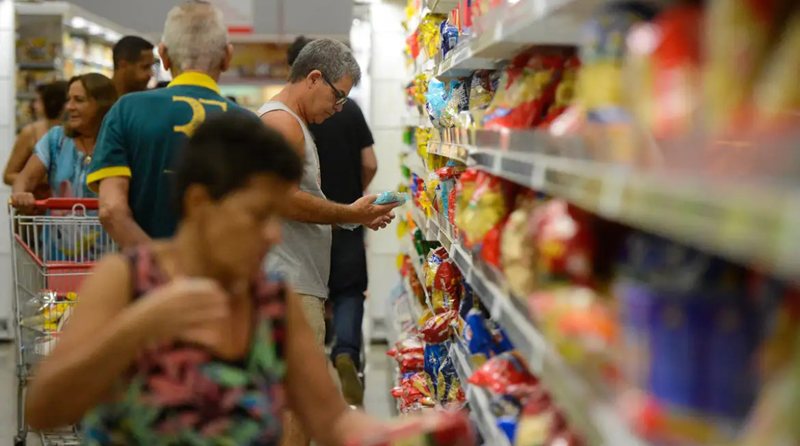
[626, 3, 703, 139]
[460, 174, 516, 251]
[484, 52, 565, 130]
[424, 248, 447, 293]
[426, 79, 450, 127]
[419, 310, 459, 344]
[704, 0, 784, 134]
[468, 70, 495, 110]
[464, 308, 496, 367]
[430, 260, 461, 314]
[528, 287, 617, 367]
[516, 392, 554, 446]
[468, 351, 540, 397]
[440, 81, 469, 129]
[424, 343, 450, 397]
[345, 410, 474, 446]
[454, 169, 480, 233]
[530, 200, 595, 287]
[753, 5, 800, 130]
[541, 56, 581, 128]
[501, 192, 544, 298]
[440, 19, 459, 59]
[498, 416, 518, 443]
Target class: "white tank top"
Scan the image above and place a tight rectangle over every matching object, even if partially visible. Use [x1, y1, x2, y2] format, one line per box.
[258, 101, 331, 299]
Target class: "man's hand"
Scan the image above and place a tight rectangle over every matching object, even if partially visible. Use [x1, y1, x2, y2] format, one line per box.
[11, 192, 36, 211]
[348, 195, 402, 226]
[365, 212, 395, 231]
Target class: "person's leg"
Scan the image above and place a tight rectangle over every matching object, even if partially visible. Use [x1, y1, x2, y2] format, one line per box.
[281, 294, 339, 446]
[330, 290, 365, 407]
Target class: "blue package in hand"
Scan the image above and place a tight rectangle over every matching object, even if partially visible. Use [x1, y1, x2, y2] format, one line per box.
[373, 191, 409, 205]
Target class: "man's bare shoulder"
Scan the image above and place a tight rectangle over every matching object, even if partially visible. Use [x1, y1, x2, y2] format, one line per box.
[260, 109, 306, 156]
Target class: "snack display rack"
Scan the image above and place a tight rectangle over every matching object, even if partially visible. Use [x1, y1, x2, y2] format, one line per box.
[393, 0, 800, 445]
[15, 1, 139, 131]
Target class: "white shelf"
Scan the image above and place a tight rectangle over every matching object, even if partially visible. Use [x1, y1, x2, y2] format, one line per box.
[432, 0, 669, 79]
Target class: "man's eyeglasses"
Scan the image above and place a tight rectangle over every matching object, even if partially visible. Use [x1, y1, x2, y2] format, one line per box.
[319, 71, 348, 106]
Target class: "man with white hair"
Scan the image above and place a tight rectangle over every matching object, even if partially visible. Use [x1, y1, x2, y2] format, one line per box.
[88, 0, 239, 247]
[259, 38, 399, 446]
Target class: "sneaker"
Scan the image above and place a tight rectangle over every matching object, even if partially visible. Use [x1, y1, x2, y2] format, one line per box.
[334, 355, 364, 407]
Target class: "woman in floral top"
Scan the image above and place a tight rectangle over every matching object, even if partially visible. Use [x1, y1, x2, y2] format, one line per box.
[24, 112, 382, 445]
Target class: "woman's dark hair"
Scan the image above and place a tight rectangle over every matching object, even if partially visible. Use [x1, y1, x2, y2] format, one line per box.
[64, 73, 119, 138]
[40, 81, 69, 120]
[155, 81, 170, 89]
[172, 111, 303, 217]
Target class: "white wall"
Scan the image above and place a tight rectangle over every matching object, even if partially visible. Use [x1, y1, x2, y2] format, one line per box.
[365, 0, 407, 341]
[0, 0, 15, 339]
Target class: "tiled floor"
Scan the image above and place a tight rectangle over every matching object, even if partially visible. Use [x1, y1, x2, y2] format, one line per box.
[0, 342, 396, 446]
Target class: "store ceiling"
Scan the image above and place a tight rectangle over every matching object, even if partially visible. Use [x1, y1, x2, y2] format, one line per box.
[66, 0, 354, 39]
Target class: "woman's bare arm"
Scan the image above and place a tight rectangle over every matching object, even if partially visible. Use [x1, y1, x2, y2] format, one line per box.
[4, 126, 36, 186]
[12, 155, 48, 195]
[25, 255, 148, 429]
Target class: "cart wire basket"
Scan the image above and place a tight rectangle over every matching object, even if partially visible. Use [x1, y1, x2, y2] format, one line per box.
[9, 198, 118, 446]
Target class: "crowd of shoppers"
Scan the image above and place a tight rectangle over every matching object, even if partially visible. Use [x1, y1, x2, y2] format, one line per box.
[11, 1, 411, 445]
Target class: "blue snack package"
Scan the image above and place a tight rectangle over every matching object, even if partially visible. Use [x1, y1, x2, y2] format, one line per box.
[497, 416, 518, 443]
[490, 325, 515, 355]
[458, 282, 476, 323]
[464, 309, 494, 367]
[374, 191, 409, 205]
[440, 21, 459, 58]
[423, 343, 449, 398]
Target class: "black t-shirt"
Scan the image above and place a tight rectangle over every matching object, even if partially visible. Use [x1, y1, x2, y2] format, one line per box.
[309, 100, 375, 295]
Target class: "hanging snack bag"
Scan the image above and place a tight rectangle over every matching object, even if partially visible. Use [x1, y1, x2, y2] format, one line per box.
[464, 308, 496, 367]
[468, 351, 540, 397]
[541, 56, 581, 128]
[426, 79, 450, 127]
[430, 260, 461, 314]
[419, 311, 458, 344]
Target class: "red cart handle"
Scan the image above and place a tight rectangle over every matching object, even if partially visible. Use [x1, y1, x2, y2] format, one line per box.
[32, 198, 100, 210]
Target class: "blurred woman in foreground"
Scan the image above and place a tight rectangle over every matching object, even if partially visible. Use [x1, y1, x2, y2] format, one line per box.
[24, 112, 386, 446]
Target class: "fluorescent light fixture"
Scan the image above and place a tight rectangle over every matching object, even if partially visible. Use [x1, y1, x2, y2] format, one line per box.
[105, 30, 122, 42]
[88, 24, 103, 36]
[70, 16, 88, 29]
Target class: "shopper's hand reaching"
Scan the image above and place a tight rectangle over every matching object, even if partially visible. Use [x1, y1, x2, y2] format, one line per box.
[132, 278, 230, 345]
[11, 192, 36, 211]
[349, 194, 402, 226]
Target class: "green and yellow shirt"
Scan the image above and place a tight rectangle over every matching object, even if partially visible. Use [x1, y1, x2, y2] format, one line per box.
[87, 72, 240, 239]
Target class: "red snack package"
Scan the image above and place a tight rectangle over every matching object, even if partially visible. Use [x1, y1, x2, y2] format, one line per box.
[448, 187, 457, 227]
[397, 351, 425, 373]
[454, 169, 480, 234]
[346, 410, 474, 446]
[480, 221, 504, 268]
[530, 200, 595, 287]
[419, 310, 458, 344]
[468, 351, 540, 396]
[485, 53, 565, 129]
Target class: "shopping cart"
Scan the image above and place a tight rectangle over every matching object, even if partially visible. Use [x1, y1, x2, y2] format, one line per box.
[9, 198, 118, 446]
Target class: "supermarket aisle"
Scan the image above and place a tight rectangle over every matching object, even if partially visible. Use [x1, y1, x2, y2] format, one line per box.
[362, 345, 396, 420]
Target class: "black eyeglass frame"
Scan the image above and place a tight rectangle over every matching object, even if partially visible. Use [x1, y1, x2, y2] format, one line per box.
[319, 71, 348, 106]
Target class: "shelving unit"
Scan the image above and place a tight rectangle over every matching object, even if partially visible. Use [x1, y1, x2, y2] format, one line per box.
[397, 0, 799, 444]
[14, 1, 141, 131]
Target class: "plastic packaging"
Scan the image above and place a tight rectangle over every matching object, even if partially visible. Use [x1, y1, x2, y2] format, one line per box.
[468, 351, 539, 397]
[375, 191, 410, 205]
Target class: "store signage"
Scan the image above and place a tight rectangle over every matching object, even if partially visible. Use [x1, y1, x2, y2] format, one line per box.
[206, 0, 254, 34]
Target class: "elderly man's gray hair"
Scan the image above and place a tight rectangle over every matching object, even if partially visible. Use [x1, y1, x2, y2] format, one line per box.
[288, 38, 361, 86]
[162, 1, 229, 73]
